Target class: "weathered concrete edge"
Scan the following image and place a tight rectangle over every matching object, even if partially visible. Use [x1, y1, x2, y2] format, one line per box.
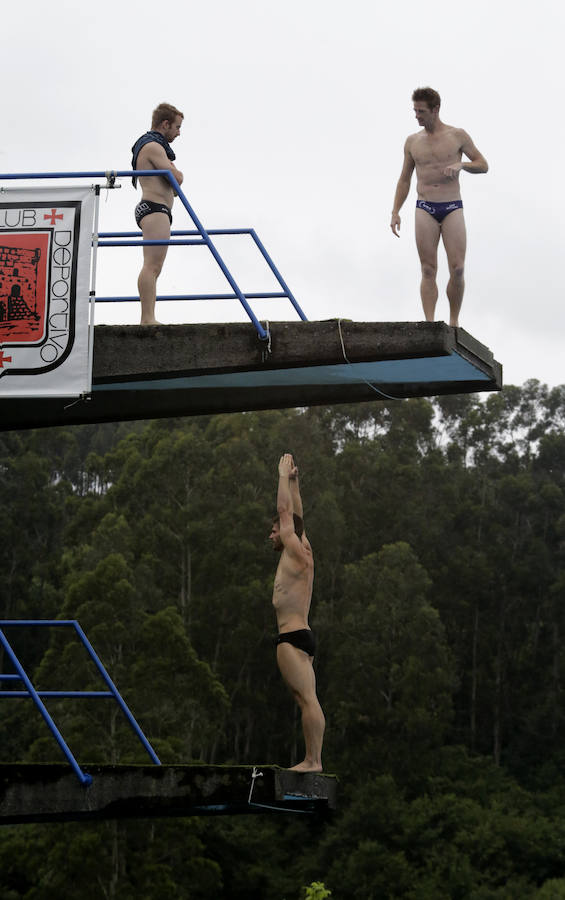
[92, 320, 475, 380]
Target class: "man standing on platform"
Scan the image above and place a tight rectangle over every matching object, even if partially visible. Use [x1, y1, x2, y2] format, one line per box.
[268, 453, 325, 772]
[132, 102, 185, 325]
[390, 87, 488, 327]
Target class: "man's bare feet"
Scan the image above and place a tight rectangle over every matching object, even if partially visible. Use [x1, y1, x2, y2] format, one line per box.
[288, 761, 323, 773]
[139, 319, 163, 326]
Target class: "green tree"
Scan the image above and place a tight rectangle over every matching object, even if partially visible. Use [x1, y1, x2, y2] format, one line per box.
[325, 541, 455, 777]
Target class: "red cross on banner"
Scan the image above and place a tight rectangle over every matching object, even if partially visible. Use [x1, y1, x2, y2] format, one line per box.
[44, 209, 64, 225]
[0, 350, 13, 368]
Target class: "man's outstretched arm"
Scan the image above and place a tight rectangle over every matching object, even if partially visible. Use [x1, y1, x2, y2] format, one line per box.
[277, 453, 308, 556]
[277, 453, 295, 534]
[290, 460, 312, 550]
[289, 461, 303, 519]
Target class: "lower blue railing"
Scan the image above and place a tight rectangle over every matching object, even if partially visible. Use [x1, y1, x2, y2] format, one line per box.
[0, 620, 161, 786]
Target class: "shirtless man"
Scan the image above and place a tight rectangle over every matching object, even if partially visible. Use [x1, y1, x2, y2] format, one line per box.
[131, 102, 185, 324]
[269, 453, 325, 773]
[391, 87, 488, 326]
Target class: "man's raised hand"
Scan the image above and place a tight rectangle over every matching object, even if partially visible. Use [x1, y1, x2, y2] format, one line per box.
[278, 453, 294, 477]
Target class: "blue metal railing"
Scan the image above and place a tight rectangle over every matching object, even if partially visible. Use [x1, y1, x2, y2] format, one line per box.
[0, 620, 161, 786]
[0, 170, 308, 340]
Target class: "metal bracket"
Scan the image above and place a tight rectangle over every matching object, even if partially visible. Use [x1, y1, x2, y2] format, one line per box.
[104, 170, 119, 189]
[260, 321, 272, 362]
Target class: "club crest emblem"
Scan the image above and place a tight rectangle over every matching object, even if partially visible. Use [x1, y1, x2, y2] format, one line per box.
[0, 201, 83, 379]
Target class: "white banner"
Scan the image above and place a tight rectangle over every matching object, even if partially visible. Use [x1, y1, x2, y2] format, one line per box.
[0, 187, 96, 398]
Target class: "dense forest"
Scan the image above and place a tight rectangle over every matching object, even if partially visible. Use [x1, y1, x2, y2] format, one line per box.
[2, 380, 565, 898]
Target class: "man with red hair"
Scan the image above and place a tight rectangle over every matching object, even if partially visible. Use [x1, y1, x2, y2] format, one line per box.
[132, 103, 185, 324]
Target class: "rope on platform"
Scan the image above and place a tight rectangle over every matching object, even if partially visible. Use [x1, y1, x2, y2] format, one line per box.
[248, 766, 264, 804]
[246, 766, 313, 815]
[63, 393, 92, 411]
[336, 318, 400, 402]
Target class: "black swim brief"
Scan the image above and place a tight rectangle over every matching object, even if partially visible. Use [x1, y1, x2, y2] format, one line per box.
[135, 200, 173, 228]
[276, 629, 316, 657]
[416, 199, 463, 224]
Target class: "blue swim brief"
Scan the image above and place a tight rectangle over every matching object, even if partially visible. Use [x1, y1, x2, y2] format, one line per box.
[416, 199, 463, 224]
[135, 199, 173, 228]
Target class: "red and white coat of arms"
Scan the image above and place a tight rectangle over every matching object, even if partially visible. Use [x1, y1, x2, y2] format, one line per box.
[0, 189, 95, 397]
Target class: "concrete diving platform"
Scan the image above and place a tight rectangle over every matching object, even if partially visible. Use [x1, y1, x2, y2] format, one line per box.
[0, 320, 502, 431]
[0, 764, 337, 824]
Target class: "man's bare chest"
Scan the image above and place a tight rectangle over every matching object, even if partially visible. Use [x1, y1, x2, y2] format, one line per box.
[411, 132, 461, 168]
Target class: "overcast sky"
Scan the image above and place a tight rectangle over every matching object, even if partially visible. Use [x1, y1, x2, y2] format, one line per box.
[3, 0, 564, 388]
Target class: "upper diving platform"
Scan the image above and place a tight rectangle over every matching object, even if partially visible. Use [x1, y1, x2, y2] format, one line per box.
[0, 320, 501, 430]
[0, 170, 502, 429]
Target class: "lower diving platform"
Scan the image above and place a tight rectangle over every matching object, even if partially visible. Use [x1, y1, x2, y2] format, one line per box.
[0, 764, 337, 824]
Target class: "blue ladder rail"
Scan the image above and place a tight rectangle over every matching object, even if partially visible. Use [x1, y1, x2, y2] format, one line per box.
[0, 620, 161, 787]
[0, 170, 309, 341]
